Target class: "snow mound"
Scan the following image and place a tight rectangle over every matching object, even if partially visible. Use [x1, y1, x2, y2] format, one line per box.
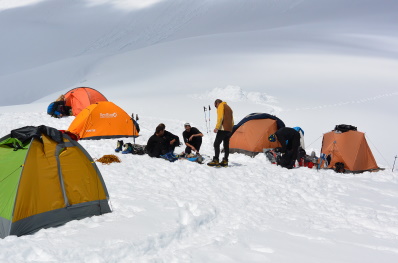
[192, 85, 279, 105]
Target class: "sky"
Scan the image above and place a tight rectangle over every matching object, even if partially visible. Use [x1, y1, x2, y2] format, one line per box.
[0, 0, 398, 262]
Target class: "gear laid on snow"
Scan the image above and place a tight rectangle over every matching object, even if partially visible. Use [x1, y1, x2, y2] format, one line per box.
[115, 140, 123, 152]
[122, 143, 133, 154]
[96, 155, 121, 165]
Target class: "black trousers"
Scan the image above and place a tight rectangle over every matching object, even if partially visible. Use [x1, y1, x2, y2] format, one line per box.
[280, 139, 300, 169]
[185, 137, 202, 154]
[214, 130, 232, 160]
[169, 141, 180, 153]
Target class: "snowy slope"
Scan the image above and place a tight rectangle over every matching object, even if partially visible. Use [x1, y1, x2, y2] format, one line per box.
[1, 0, 398, 262]
[1, 0, 397, 159]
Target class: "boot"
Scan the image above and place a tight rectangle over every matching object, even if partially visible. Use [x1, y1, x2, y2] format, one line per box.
[207, 157, 220, 167]
[115, 140, 124, 152]
[219, 158, 228, 167]
[160, 152, 178, 162]
[196, 154, 204, 164]
[122, 143, 133, 154]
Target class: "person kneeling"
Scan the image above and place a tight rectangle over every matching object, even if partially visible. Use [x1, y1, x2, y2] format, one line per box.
[182, 123, 203, 156]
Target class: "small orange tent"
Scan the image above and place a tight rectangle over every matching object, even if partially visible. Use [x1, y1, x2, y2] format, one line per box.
[230, 113, 285, 156]
[321, 130, 379, 172]
[68, 101, 139, 140]
[65, 87, 108, 116]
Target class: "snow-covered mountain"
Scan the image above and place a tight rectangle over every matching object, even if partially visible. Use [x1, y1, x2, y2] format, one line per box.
[0, 0, 398, 262]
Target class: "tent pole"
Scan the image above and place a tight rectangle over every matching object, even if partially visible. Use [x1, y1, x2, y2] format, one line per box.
[393, 155, 397, 172]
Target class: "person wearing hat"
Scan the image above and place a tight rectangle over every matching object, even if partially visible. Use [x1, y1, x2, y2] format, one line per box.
[268, 127, 301, 169]
[182, 123, 203, 155]
[208, 99, 234, 167]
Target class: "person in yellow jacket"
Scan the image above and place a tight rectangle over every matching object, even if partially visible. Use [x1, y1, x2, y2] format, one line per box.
[208, 99, 234, 167]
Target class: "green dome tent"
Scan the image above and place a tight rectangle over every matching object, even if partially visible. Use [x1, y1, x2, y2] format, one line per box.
[0, 126, 111, 238]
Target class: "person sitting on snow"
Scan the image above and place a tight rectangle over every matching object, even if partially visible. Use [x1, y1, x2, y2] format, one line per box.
[157, 123, 180, 153]
[269, 127, 301, 169]
[146, 125, 169, 158]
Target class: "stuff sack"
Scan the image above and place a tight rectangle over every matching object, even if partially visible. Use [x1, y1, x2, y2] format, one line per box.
[47, 101, 66, 117]
[334, 124, 357, 133]
[47, 102, 56, 115]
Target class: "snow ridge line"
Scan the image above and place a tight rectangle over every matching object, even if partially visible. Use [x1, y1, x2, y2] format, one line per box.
[284, 91, 398, 112]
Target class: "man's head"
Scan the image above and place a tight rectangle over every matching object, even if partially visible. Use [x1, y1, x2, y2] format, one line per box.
[158, 123, 166, 130]
[214, 99, 222, 108]
[155, 125, 165, 136]
[268, 134, 277, 142]
[184, 123, 191, 132]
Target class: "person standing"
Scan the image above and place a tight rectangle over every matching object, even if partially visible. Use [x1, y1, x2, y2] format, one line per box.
[208, 99, 234, 167]
[182, 123, 203, 155]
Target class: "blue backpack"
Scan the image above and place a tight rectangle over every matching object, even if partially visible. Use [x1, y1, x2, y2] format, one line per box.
[293, 126, 304, 135]
[47, 102, 56, 115]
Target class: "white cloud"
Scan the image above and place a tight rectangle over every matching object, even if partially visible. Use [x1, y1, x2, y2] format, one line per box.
[84, 0, 164, 10]
[0, 0, 45, 11]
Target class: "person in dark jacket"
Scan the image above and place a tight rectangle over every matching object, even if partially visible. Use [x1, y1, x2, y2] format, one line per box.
[157, 123, 180, 152]
[146, 126, 169, 158]
[47, 95, 71, 118]
[269, 127, 301, 169]
[182, 123, 203, 154]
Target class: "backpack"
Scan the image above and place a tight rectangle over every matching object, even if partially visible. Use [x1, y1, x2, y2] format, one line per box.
[47, 101, 65, 117]
[47, 102, 56, 115]
[132, 144, 146, 155]
[335, 162, 345, 173]
[334, 124, 357, 133]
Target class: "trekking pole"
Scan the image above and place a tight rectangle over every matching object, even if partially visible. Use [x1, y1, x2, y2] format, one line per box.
[131, 113, 136, 144]
[208, 105, 211, 132]
[203, 106, 209, 133]
[134, 114, 139, 145]
[393, 155, 397, 172]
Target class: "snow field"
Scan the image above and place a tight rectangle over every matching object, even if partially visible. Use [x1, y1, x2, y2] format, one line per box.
[0, 112, 397, 262]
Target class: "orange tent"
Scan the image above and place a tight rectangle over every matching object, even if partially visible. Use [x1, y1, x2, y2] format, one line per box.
[65, 87, 108, 116]
[230, 113, 285, 157]
[68, 101, 139, 140]
[321, 130, 379, 172]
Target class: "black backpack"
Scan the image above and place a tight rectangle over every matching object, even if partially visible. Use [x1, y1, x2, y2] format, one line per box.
[334, 124, 357, 133]
[335, 162, 345, 173]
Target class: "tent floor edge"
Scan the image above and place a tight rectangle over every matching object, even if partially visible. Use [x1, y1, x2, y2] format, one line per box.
[9, 199, 111, 237]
